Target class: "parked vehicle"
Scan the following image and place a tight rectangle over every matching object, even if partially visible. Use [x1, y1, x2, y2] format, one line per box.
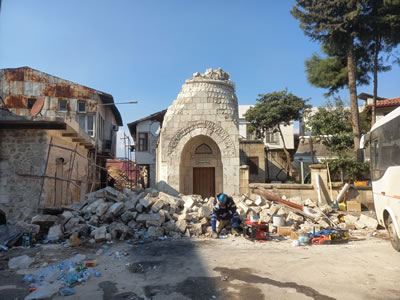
[360, 106, 400, 251]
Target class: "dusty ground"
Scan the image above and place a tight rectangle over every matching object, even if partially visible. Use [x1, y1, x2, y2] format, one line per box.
[1, 232, 399, 300]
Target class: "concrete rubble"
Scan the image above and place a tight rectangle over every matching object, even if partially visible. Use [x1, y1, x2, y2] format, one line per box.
[18, 186, 379, 245]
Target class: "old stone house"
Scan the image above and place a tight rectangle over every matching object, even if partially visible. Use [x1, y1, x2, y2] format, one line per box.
[0, 67, 122, 222]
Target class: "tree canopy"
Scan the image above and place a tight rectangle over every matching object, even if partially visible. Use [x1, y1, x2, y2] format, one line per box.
[292, 0, 366, 151]
[244, 90, 309, 175]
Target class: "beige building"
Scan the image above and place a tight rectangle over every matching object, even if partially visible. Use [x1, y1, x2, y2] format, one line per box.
[157, 69, 240, 197]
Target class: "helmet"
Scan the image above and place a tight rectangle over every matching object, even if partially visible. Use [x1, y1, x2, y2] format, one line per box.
[218, 193, 228, 205]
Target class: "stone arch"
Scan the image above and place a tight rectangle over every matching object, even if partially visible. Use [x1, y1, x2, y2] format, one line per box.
[167, 121, 236, 159]
[179, 135, 223, 197]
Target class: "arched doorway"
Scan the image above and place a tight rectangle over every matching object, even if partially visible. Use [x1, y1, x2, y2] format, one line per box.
[179, 135, 222, 198]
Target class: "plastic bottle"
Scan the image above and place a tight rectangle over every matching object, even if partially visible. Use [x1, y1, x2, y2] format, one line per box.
[93, 269, 101, 277]
[59, 287, 75, 296]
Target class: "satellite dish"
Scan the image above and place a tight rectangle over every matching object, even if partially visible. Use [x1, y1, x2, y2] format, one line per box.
[150, 122, 160, 137]
[30, 97, 44, 116]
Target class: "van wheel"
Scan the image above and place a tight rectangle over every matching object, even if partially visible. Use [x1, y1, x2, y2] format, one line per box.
[387, 216, 400, 252]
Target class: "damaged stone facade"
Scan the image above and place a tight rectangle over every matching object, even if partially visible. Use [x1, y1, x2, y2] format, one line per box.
[0, 67, 122, 222]
[157, 68, 240, 197]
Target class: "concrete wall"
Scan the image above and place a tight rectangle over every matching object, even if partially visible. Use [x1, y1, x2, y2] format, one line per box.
[249, 183, 373, 210]
[0, 128, 89, 223]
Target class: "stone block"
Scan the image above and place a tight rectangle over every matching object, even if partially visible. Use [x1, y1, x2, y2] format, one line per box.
[238, 202, 249, 214]
[343, 214, 358, 225]
[318, 219, 330, 229]
[120, 211, 133, 223]
[190, 223, 203, 236]
[286, 212, 304, 223]
[304, 199, 317, 208]
[86, 199, 104, 214]
[94, 226, 108, 242]
[359, 214, 378, 230]
[183, 195, 195, 208]
[139, 197, 154, 209]
[254, 196, 264, 206]
[164, 220, 176, 233]
[61, 211, 73, 225]
[47, 224, 63, 241]
[354, 219, 367, 230]
[108, 202, 125, 216]
[88, 215, 99, 226]
[245, 199, 253, 206]
[277, 207, 289, 217]
[96, 202, 109, 217]
[260, 210, 271, 223]
[198, 206, 212, 219]
[64, 217, 80, 232]
[147, 226, 164, 238]
[151, 199, 166, 213]
[31, 214, 58, 228]
[104, 186, 121, 202]
[175, 219, 187, 233]
[136, 203, 144, 213]
[123, 199, 137, 212]
[252, 207, 262, 214]
[267, 204, 280, 216]
[288, 196, 304, 206]
[145, 211, 166, 227]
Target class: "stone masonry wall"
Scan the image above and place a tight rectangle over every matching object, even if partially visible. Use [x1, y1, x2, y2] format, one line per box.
[158, 69, 240, 196]
[0, 129, 89, 223]
[0, 129, 47, 222]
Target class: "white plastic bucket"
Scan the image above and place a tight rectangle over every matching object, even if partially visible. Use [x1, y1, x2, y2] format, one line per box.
[272, 214, 285, 227]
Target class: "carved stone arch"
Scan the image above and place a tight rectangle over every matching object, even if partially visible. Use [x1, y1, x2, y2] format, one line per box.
[167, 121, 236, 157]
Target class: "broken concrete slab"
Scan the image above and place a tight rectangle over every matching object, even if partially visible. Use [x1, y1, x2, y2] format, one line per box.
[31, 214, 58, 228]
[175, 219, 187, 233]
[108, 202, 125, 216]
[151, 199, 166, 213]
[360, 214, 378, 230]
[47, 224, 63, 241]
[96, 202, 109, 217]
[64, 217, 80, 232]
[344, 214, 359, 225]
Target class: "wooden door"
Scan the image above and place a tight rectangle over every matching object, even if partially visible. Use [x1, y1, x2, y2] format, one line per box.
[193, 167, 215, 198]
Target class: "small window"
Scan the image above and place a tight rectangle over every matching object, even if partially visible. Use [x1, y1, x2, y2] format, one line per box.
[78, 101, 86, 113]
[78, 114, 95, 137]
[58, 100, 68, 112]
[138, 133, 148, 152]
[27, 98, 37, 109]
[248, 156, 259, 175]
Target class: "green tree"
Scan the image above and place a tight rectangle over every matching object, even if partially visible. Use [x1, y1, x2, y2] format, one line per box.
[244, 90, 309, 176]
[306, 99, 371, 181]
[292, 0, 366, 152]
[360, 0, 400, 125]
[305, 43, 370, 97]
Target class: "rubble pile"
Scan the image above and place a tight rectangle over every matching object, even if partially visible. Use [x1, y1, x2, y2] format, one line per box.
[27, 187, 378, 244]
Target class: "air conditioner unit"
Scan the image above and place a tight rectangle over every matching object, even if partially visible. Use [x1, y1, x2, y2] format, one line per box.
[112, 125, 118, 131]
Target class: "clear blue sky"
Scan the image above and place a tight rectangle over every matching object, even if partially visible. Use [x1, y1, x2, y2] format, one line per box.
[1, 1, 399, 156]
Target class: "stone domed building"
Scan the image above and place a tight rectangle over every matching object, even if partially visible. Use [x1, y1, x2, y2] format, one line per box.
[156, 68, 240, 197]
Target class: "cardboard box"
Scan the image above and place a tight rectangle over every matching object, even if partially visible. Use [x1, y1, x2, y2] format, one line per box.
[347, 200, 361, 212]
[277, 226, 292, 236]
[290, 231, 301, 240]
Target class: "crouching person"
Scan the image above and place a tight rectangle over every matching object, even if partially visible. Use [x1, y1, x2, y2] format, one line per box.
[211, 193, 239, 238]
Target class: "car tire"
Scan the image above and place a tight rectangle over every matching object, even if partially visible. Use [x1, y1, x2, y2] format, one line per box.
[387, 215, 400, 252]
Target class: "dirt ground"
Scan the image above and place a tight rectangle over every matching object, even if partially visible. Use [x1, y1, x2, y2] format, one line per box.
[1, 231, 399, 300]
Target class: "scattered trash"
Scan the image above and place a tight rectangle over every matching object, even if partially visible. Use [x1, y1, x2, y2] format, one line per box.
[0, 245, 8, 251]
[292, 240, 300, 247]
[84, 260, 97, 267]
[59, 287, 75, 296]
[93, 269, 101, 277]
[8, 255, 34, 270]
[103, 245, 109, 249]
